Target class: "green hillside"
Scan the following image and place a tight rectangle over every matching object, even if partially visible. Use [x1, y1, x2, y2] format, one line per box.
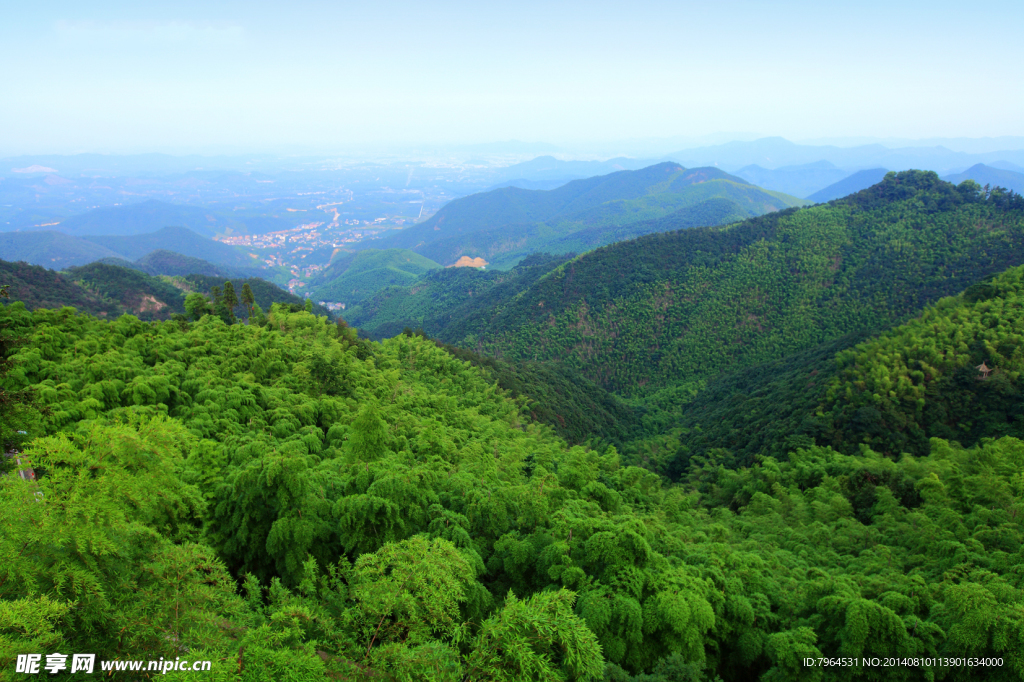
[309, 248, 442, 310]
[818, 263, 1024, 457]
[437, 173, 1024, 396]
[4, 300, 1024, 679]
[346, 252, 572, 339]
[134, 249, 256, 278]
[360, 164, 805, 268]
[0, 259, 123, 317]
[0, 259, 186, 319]
[63, 262, 187, 317]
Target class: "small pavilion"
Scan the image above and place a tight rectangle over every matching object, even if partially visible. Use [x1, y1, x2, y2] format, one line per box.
[977, 362, 992, 379]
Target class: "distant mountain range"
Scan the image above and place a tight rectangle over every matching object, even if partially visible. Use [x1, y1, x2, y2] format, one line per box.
[806, 168, 891, 203]
[665, 136, 1024, 175]
[1, 225, 264, 273]
[12, 199, 296, 238]
[941, 163, 1024, 194]
[800, 163, 1024, 204]
[357, 163, 805, 268]
[732, 161, 850, 198]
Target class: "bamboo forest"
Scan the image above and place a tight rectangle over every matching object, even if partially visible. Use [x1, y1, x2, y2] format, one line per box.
[3, 172, 1024, 682]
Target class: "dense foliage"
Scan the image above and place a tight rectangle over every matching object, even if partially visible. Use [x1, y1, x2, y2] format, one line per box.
[644, 261, 1024, 478]
[5, 174, 1024, 681]
[182, 274, 332, 319]
[0, 260, 124, 318]
[436, 173, 1024, 397]
[3, 300, 1024, 680]
[1, 259, 185, 320]
[817, 262, 1024, 457]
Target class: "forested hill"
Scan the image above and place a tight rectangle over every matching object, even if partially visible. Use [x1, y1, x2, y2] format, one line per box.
[358, 163, 804, 267]
[307, 248, 442, 310]
[0, 259, 186, 319]
[623, 259, 1024, 479]
[4, 301, 1024, 679]
[345, 252, 573, 339]
[434, 172, 1024, 396]
[0, 259, 323, 320]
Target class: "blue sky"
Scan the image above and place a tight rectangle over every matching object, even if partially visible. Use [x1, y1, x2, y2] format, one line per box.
[2, 0, 1022, 155]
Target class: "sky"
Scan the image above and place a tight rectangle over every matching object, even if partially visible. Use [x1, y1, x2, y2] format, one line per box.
[2, 0, 1023, 156]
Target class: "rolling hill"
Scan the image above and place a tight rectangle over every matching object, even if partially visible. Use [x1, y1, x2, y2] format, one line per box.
[1, 225, 265, 275]
[1, 259, 185, 319]
[359, 163, 805, 268]
[52, 199, 224, 237]
[416, 171, 1024, 398]
[308, 249, 442, 310]
[344, 252, 572, 339]
[132, 249, 257, 278]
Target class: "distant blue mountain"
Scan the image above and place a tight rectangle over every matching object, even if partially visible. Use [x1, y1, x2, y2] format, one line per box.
[482, 178, 578, 192]
[81, 226, 261, 270]
[941, 164, 1024, 194]
[668, 137, 1024, 175]
[493, 156, 661, 182]
[806, 169, 890, 203]
[734, 161, 848, 198]
[52, 200, 221, 237]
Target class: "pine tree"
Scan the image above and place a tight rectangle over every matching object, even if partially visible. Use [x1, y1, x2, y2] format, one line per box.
[241, 282, 256, 319]
[223, 281, 240, 312]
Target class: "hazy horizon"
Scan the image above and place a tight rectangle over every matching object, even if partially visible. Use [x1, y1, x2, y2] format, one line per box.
[3, 0, 1022, 157]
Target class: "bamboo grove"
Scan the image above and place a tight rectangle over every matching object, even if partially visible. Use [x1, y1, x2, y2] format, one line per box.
[3, 171, 1024, 681]
[2, 292, 1024, 680]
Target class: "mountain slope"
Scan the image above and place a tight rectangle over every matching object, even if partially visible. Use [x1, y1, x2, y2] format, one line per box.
[133, 249, 256, 278]
[346, 253, 572, 339]
[309, 249, 442, 308]
[0, 259, 185, 319]
[806, 168, 890, 202]
[431, 171, 1024, 396]
[641, 260, 1024, 478]
[358, 163, 804, 267]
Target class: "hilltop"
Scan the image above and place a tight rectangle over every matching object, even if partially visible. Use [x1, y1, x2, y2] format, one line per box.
[357, 163, 805, 268]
